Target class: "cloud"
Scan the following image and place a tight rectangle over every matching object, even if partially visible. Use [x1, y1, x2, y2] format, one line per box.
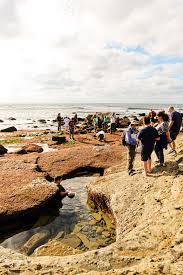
[0, 0, 182, 103]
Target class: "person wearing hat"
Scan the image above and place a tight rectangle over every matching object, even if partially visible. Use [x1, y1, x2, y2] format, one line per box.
[125, 120, 139, 175]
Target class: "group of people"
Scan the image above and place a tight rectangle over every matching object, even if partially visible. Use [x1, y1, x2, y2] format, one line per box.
[93, 112, 117, 134]
[57, 113, 77, 140]
[125, 106, 182, 177]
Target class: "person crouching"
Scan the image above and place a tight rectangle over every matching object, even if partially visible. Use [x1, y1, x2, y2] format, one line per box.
[125, 120, 139, 175]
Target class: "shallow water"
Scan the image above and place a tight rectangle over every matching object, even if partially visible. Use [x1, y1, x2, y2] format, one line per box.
[1, 177, 115, 255]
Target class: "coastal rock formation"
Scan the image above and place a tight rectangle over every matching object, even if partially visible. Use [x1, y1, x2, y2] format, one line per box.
[52, 136, 66, 144]
[0, 155, 58, 228]
[20, 144, 43, 153]
[1, 126, 17, 132]
[37, 145, 125, 179]
[0, 135, 182, 274]
[0, 145, 8, 155]
[8, 117, 16, 121]
[38, 119, 47, 124]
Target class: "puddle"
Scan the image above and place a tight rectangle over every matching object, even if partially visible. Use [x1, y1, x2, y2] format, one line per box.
[0, 177, 115, 256]
[4, 143, 57, 153]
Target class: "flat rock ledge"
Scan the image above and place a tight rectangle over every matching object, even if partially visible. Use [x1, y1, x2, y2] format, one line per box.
[0, 136, 183, 274]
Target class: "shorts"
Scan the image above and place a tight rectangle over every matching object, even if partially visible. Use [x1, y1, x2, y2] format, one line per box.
[170, 131, 179, 141]
[141, 146, 154, 161]
[69, 128, 74, 135]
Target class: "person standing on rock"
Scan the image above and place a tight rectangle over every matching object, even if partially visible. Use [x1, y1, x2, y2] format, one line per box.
[168, 106, 182, 156]
[93, 113, 99, 131]
[57, 113, 62, 131]
[69, 118, 75, 140]
[64, 116, 70, 133]
[110, 113, 116, 134]
[138, 116, 159, 176]
[125, 120, 139, 175]
[155, 112, 171, 166]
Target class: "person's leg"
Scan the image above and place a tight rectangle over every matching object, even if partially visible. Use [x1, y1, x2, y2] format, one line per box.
[127, 146, 133, 173]
[143, 161, 148, 176]
[147, 158, 152, 173]
[128, 145, 136, 174]
[154, 146, 160, 162]
[159, 149, 164, 164]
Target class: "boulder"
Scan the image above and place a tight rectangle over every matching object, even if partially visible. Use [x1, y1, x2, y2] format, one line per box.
[52, 136, 66, 144]
[117, 117, 131, 128]
[8, 117, 16, 121]
[1, 126, 17, 132]
[21, 144, 43, 153]
[18, 230, 50, 255]
[38, 119, 47, 124]
[79, 129, 87, 134]
[139, 112, 146, 116]
[0, 145, 8, 155]
[16, 149, 28, 155]
[33, 239, 81, 256]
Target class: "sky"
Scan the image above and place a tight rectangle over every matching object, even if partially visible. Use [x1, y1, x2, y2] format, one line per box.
[0, 0, 183, 104]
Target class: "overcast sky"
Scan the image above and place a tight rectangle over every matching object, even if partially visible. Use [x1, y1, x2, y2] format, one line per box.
[0, 0, 183, 104]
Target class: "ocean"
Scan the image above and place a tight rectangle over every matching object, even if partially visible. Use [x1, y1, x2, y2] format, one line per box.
[0, 103, 182, 130]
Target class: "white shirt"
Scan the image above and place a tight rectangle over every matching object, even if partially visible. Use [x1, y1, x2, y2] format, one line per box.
[64, 117, 70, 127]
[110, 116, 116, 123]
[96, 130, 105, 138]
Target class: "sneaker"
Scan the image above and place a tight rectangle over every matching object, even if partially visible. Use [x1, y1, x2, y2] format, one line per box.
[128, 170, 134, 176]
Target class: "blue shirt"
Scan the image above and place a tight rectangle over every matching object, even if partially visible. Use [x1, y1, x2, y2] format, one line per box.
[125, 126, 138, 146]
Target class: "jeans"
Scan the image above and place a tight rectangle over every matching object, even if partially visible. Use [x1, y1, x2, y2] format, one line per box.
[155, 148, 164, 164]
[127, 144, 136, 172]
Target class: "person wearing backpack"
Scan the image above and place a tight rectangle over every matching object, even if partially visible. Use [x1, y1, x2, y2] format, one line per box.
[124, 120, 139, 175]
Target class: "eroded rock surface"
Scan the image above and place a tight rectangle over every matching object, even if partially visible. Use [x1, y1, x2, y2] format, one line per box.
[0, 135, 182, 274]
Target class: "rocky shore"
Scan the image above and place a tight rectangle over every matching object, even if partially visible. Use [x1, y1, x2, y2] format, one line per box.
[0, 121, 182, 274]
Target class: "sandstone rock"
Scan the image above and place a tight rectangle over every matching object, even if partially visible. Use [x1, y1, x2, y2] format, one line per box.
[21, 144, 43, 153]
[0, 154, 58, 229]
[54, 231, 65, 240]
[19, 230, 50, 255]
[38, 119, 47, 124]
[52, 136, 66, 144]
[37, 145, 124, 179]
[1, 126, 17, 132]
[0, 144, 8, 155]
[102, 231, 111, 238]
[91, 212, 102, 222]
[33, 239, 81, 257]
[16, 149, 28, 154]
[76, 232, 99, 250]
[61, 234, 82, 249]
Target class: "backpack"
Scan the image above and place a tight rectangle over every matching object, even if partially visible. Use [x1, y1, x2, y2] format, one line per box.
[121, 130, 127, 146]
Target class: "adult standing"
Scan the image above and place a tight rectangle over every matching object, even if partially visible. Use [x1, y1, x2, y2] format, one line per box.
[64, 116, 70, 133]
[138, 116, 159, 176]
[168, 106, 182, 156]
[125, 120, 138, 175]
[57, 113, 62, 131]
[110, 113, 116, 134]
[155, 112, 171, 166]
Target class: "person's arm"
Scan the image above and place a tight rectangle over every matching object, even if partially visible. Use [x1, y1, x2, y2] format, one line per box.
[169, 113, 174, 129]
[155, 128, 160, 140]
